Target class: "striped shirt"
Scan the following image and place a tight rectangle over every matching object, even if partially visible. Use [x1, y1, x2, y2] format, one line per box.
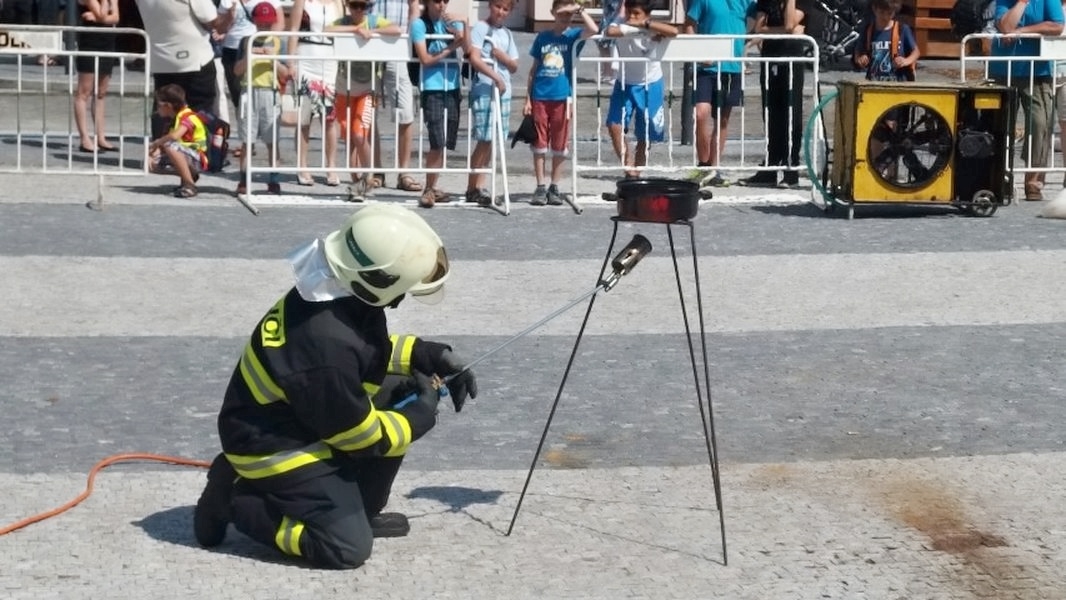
[372, 0, 410, 28]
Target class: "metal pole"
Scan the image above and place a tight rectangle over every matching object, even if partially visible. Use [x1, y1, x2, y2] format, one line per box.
[681, 61, 694, 146]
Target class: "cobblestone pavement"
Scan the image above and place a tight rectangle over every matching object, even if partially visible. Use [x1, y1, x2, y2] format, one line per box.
[1, 35, 1066, 600]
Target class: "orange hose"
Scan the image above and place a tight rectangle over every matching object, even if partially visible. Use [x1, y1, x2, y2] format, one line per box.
[0, 452, 212, 536]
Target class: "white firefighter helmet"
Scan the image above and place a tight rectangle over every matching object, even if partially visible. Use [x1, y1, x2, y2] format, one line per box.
[322, 205, 449, 306]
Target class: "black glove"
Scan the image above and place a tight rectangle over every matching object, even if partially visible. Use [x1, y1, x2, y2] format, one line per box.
[388, 372, 440, 441]
[435, 349, 478, 413]
[414, 340, 479, 412]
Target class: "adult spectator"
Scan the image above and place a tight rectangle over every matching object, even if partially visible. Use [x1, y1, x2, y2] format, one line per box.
[684, 0, 754, 188]
[740, 0, 804, 188]
[216, 0, 284, 158]
[992, 0, 1064, 201]
[372, 0, 422, 192]
[134, 0, 233, 137]
[73, 0, 120, 153]
[1, 0, 61, 65]
[288, 0, 345, 186]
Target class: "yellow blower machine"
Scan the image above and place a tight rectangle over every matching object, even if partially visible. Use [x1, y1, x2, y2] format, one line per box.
[827, 80, 1016, 218]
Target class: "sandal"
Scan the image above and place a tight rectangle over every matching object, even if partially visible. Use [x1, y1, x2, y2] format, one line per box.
[419, 189, 436, 208]
[398, 174, 423, 192]
[297, 174, 314, 186]
[173, 185, 198, 198]
[325, 174, 341, 187]
[369, 173, 385, 188]
[430, 188, 451, 203]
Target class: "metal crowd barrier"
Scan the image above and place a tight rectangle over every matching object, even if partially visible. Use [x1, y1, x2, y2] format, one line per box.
[568, 33, 820, 205]
[0, 24, 151, 175]
[961, 32, 1066, 186]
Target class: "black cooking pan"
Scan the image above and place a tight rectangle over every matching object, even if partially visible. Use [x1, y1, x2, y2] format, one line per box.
[609, 178, 701, 223]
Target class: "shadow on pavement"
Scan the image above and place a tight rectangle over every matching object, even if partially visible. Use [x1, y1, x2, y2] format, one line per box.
[406, 486, 505, 513]
[750, 203, 964, 219]
[134, 505, 304, 567]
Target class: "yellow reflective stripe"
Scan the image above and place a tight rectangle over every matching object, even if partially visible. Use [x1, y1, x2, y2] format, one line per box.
[239, 344, 286, 405]
[226, 442, 332, 479]
[379, 410, 412, 458]
[363, 382, 380, 399]
[275, 516, 304, 556]
[388, 334, 416, 374]
[323, 409, 383, 451]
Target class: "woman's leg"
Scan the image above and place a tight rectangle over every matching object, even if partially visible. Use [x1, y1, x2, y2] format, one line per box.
[94, 75, 113, 148]
[74, 72, 95, 150]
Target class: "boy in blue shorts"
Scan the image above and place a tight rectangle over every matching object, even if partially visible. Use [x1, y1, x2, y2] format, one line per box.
[524, 0, 598, 206]
[685, 0, 755, 187]
[604, 0, 677, 178]
[465, 0, 519, 206]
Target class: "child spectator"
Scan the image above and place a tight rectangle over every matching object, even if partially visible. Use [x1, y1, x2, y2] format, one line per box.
[232, 2, 289, 197]
[329, 0, 402, 200]
[464, 0, 519, 206]
[525, 0, 598, 206]
[603, 0, 677, 179]
[853, 0, 919, 82]
[596, 0, 624, 84]
[411, 0, 466, 207]
[149, 84, 208, 198]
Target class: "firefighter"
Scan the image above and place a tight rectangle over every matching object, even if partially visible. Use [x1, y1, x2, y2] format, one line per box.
[193, 204, 478, 569]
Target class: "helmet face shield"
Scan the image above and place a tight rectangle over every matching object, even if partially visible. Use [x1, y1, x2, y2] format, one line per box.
[322, 205, 450, 307]
[409, 247, 449, 304]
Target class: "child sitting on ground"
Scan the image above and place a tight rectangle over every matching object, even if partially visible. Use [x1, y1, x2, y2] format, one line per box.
[148, 84, 208, 198]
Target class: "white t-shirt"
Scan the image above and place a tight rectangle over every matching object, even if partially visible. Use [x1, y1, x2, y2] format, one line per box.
[468, 20, 518, 98]
[218, 0, 281, 50]
[611, 24, 664, 86]
[135, 0, 217, 73]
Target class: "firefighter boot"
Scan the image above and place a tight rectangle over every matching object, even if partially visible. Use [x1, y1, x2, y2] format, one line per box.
[369, 512, 410, 538]
[194, 453, 236, 547]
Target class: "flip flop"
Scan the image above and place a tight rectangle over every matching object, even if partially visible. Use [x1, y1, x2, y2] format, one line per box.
[397, 174, 423, 192]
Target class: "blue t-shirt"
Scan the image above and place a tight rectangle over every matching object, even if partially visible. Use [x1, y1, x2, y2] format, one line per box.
[864, 22, 918, 81]
[686, 0, 755, 74]
[529, 27, 583, 101]
[411, 16, 465, 91]
[991, 0, 1064, 78]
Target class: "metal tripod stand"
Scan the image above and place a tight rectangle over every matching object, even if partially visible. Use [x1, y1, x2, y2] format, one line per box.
[506, 216, 728, 565]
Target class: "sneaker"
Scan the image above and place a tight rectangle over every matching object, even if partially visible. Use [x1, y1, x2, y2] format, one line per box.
[738, 172, 778, 187]
[369, 512, 410, 538]
[464, 188, 481, 203]
[780, 172, 800, 189]
[194, 454, 236, 548]
[266, 182, 282, 195]
[546, 185, 565, 206]
[531, 186, 548, 206]
[475, 188, 495, 207]
[702, 174, 731, 188]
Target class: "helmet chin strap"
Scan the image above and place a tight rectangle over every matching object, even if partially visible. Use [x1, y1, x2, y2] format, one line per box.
[288, 238, 353, 302]
[386, 294, 406, 309]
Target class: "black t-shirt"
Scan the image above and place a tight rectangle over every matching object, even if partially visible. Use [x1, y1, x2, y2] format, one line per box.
[755, 0, 807, 56]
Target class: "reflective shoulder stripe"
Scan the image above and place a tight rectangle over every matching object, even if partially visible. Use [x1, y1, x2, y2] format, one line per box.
[363, 381, 380, 399]
[226, 442, 332, 479]
[239, 343, 287, 405]
[379, 410, 412, 457]
[275, 515, 305, 556]
[388, 334, 416, 374]
[323, 408, 383, 451]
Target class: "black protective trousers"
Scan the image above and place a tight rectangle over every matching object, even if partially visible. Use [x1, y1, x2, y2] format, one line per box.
[230, 455, 403, 569]
[757, 59, 805, 168]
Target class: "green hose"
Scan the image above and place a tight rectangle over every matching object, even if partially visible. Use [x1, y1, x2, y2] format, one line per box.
[803, 86, 840, 208]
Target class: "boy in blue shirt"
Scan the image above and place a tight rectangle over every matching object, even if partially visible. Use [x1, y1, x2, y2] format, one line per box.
[524, 0, 598, 206]
[465, 0, 519, 206]
[411, 0, 466, 207]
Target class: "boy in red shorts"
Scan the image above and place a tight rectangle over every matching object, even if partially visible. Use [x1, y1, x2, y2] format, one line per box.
[524, 0, 598, 206]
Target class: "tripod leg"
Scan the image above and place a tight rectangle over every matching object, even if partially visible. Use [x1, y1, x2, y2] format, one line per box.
[667, 222, 727, 565]
[506, 222, 621, 535]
